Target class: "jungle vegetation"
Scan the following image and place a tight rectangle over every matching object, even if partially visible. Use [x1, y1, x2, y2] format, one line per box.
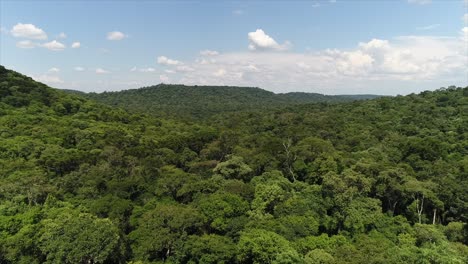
[0, 65, 467, 263]
[79, 84, 380, 120]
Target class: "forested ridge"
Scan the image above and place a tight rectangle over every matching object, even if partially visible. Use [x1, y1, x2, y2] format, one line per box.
[0, 65, 467, 263]
[76, 84, 380, 119]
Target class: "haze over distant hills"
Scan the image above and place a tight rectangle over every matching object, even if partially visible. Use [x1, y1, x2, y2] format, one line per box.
[66, 84, 382, 119]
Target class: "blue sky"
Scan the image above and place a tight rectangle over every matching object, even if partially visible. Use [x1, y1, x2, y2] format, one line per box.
[1, 0, 467, 95]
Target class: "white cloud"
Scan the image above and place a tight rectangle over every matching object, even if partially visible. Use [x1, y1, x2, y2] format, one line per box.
[34, 75, 63, 84]
[16, 40, 36, 49]
[176, 65, 195, 72]
[130, 67, 157, 73]
[359, 38, 390, 50]
[41, 40, 65, 51]
[312, 2, 321, 8]
[74, 67, 85, 71]
[331, 49, 374, 76]
[463, 14, 468, 24]
[71, 42, 81, 48]
[107, 31, 126, 40]
[213, 68, 227, 77]
[196, 58, 217, 65]
[160, 74, 169, 83]
[48, 67, 60, 73]
[416, 24, 440, 30]
[139, 67, 156, 72]
[169, 34, 465, 95]
[157, 56, 182, 65]
[57, 32, 66, 39]
[11, 23, 47, 39]
[248, 29, 291, 51]
[462, 27, 468, 42]
[57, 28, 466, 95]
[200, 50, 219, 56]
[407, 0, 431, 4]
[245, 64, 260, 72]
[297, 62, 311, 70]
[96, 68, 110, 74]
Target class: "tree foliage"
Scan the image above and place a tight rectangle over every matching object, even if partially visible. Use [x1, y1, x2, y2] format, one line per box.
[0, 66, 466, 263]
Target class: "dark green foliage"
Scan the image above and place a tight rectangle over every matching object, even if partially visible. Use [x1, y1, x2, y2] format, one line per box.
[0, 66, 467, 263]
[77, 83, 381, 119]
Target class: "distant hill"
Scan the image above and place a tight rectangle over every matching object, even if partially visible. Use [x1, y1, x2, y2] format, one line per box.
[69, 84, 382, 119]
[277, 92, 380, 103]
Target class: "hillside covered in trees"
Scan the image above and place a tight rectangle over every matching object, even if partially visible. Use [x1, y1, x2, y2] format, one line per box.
[76, 85, 380, 119]
[0, 65, 467, 263]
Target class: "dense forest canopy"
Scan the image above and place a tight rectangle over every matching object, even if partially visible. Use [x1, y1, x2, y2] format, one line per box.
[0, 65, 467, 263]
[75, 84, 380, 120]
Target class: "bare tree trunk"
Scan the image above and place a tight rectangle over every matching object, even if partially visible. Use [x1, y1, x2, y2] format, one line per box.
[282, 138, 297, 182]
[415, 194, 424, 224]
[432, 209, 436, 225]
[392, 201, 398, 215]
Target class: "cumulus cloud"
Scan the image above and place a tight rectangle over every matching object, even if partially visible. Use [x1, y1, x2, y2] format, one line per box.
[462, 27, 468, 42]
[407, 0, 431, 4]
[107, 31, 126, 40]
[71, 42, 81, 48]
[248, 29, 291, 51]
[359, 38, 390, 50]
[74, 67, 85, 71]
[11, 23, 47, 39]
[168, 34, 466, 95]
[157, 56, 182, 65]
[16, 40, 36, 49]
[48, 67, 60, 73]
[55, 28, 466, 95]
[130, 66, 137, 72]
[41, 40, 66, 51]
[332, 50, 374, 76]
[196, 58, 217, 65]
[200, 50, 219, 56]
[96, 68, 110, 74]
